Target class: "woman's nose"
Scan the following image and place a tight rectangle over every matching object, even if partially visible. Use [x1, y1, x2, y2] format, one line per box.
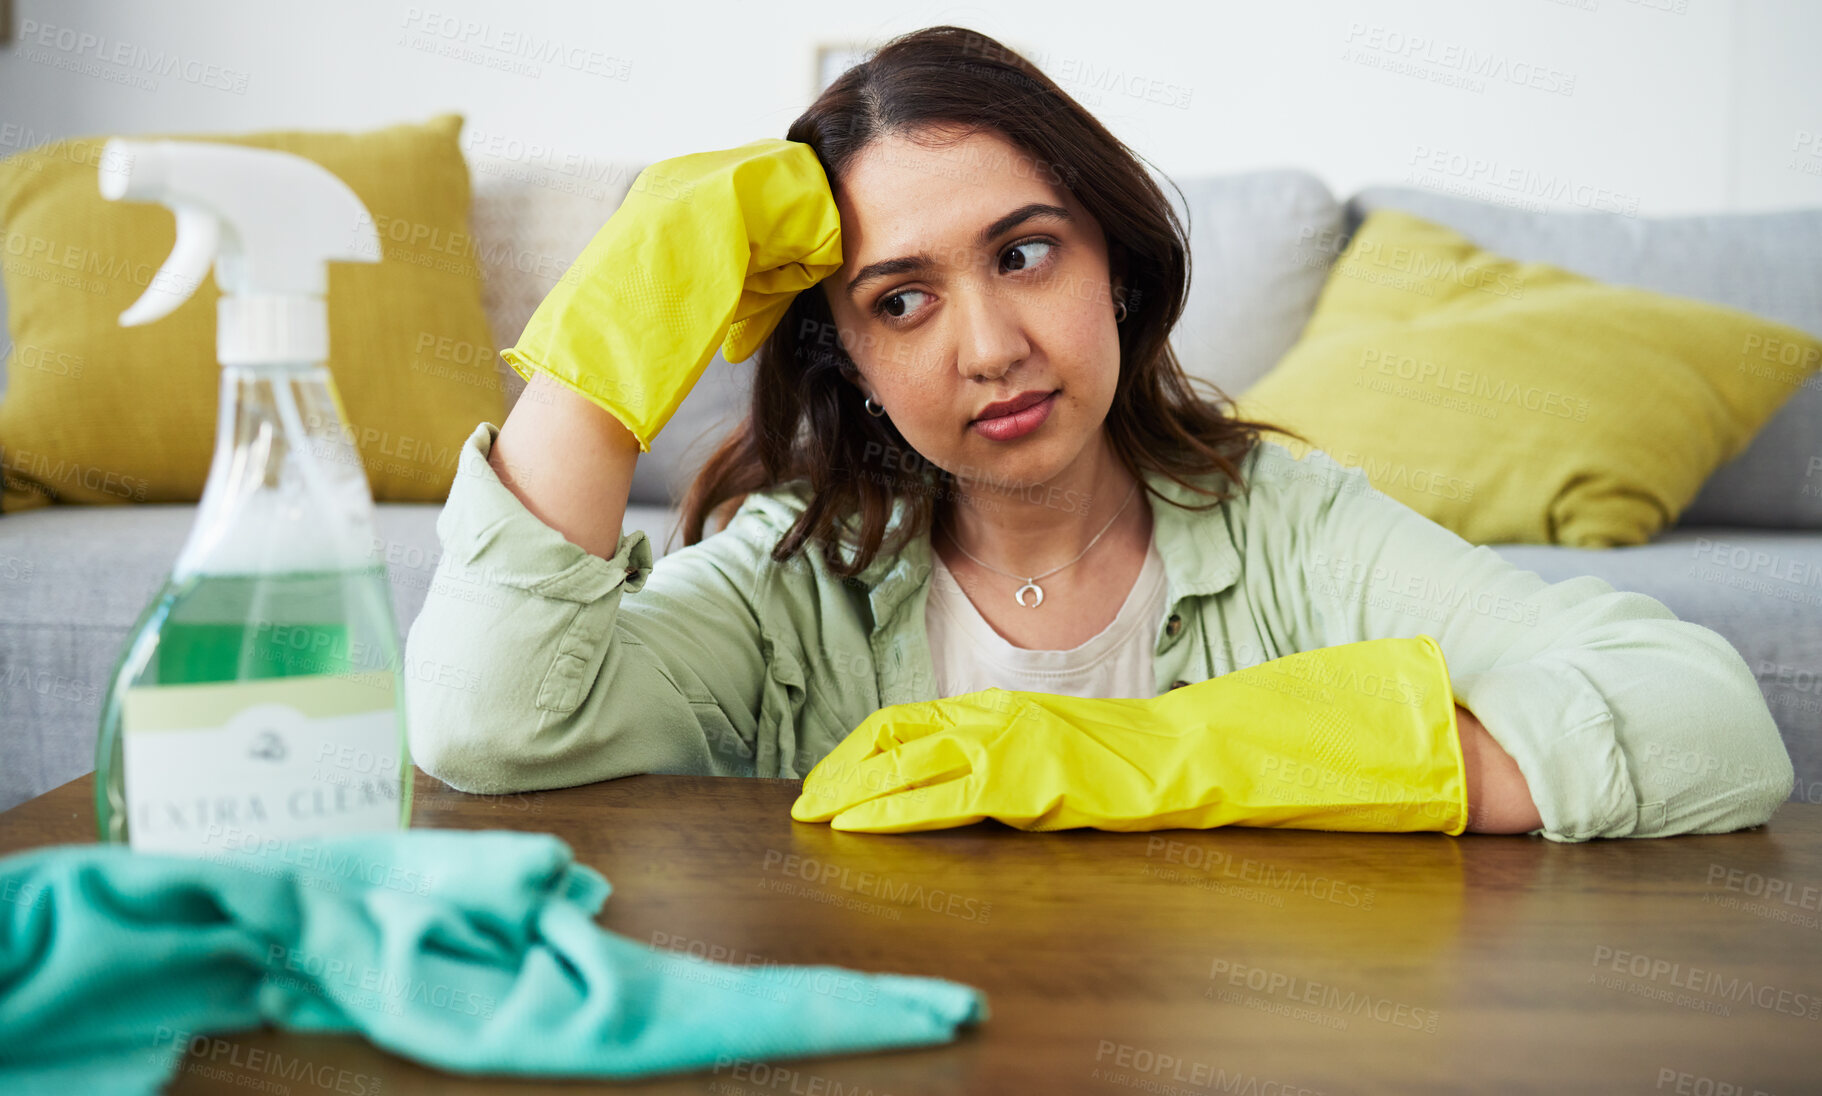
[952, 286, 1030, 381]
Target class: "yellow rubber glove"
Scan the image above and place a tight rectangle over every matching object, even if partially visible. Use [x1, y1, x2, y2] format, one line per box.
[791, 635, 1470, 835]
[499, 138, 843, 452]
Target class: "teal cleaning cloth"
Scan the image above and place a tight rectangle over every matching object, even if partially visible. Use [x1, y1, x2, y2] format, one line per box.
[0, 830, 986, 1093]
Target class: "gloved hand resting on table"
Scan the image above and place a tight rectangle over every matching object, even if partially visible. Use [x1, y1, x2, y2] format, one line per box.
[500, 137, 843, 452]
[791, 635, 1470, 835]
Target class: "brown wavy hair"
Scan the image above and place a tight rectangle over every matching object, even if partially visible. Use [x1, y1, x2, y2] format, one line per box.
[679, 24, 1311, 579]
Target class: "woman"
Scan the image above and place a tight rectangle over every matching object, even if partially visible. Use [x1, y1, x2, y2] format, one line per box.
[404, 26, 1794, 842]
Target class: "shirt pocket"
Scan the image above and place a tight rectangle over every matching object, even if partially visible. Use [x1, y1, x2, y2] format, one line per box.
[691, 698, 756, 768]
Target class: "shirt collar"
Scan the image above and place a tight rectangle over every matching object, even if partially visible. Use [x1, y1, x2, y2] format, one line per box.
[858, 463, 1246, 638]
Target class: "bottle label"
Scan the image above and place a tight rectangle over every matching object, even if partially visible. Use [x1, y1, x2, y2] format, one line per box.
[122, 671, 402, 855]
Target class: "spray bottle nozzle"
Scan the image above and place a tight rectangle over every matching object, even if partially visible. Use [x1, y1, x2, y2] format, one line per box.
[98, 138, 382, 364]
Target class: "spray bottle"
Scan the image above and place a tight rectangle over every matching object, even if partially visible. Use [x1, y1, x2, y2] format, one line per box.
[92, 139, 412, 852]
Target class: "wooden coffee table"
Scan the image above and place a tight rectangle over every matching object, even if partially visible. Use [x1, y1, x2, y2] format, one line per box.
[3, 771, 1819, 1094]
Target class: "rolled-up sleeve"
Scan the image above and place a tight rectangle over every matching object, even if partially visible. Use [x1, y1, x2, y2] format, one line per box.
[403, 421, 775, 794]
[1253, 444, 1797, 843]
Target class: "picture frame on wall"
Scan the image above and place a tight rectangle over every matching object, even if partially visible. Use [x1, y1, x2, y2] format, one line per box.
[814, 42, 874, 98]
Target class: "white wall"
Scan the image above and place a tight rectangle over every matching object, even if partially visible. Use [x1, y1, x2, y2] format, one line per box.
[2, 0, 1818, 214]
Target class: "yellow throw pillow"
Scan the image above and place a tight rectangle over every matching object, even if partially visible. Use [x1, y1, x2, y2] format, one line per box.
[1232, 210, 1822, 546]
[0, 113, 505, 512]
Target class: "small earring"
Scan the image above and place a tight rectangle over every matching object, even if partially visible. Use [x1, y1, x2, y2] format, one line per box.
[863, 395, 888, 418]
[1114, 299, 1129, 324]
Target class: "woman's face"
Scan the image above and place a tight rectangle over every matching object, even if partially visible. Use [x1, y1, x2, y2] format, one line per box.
[819, 126, 1124, 498]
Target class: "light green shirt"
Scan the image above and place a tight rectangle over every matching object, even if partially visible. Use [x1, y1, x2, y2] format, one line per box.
[404, 421, 1796, 843]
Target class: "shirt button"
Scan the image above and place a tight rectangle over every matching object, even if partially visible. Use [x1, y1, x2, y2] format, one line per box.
[1171, 679, 1190, 690]
[1165, 614, 1183, 638]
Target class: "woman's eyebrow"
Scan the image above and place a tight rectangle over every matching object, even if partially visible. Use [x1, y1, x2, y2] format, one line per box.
[845, 202, 1073, 298]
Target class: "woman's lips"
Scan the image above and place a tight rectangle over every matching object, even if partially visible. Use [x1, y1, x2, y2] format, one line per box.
[971, 391, 1057, 441]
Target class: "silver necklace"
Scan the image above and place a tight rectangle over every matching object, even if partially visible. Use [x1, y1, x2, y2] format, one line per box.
[941, 479, 1140, 609]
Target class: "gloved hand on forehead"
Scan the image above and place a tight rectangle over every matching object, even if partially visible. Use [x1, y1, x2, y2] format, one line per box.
[791, 635, 1470, 835]
[501, 138, 843, 452]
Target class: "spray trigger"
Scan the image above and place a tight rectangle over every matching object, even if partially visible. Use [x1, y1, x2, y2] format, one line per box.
[120, 203, 220, 327]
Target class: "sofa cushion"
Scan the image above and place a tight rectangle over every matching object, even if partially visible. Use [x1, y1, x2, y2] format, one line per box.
[1234, 209, 1821, 547]
[1344, 185, 1822, 529]
[1161, 168, 1345, 397]
[0, 113, 505, 511]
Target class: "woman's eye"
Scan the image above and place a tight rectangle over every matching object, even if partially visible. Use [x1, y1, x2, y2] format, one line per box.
[872, 238, 1058, 325]
[876, 288, 928, 322]
[1001, 239, 1052, 272]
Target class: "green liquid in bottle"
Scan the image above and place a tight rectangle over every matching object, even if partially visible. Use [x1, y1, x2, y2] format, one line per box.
[96, 563, 412, 846]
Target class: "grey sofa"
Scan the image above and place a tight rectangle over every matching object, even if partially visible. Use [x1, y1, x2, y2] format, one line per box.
[2, 150, 1818, 814]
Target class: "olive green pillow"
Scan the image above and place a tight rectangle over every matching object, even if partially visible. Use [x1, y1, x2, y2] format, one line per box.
[0, 112, 505, 512]
[1233, 210, 1822, 546]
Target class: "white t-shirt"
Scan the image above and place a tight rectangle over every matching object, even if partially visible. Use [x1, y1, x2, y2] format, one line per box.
[926, 531, 1169, 699]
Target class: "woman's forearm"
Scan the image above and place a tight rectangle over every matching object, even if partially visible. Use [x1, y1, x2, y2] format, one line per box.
[488, 372, 642, 561]
[1458, 703, 1545, 834]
